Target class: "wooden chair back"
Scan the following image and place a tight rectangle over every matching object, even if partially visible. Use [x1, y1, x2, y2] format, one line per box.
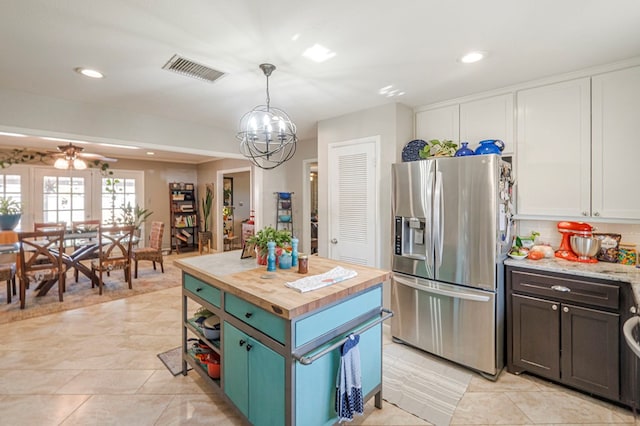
[17, 229, 65, 308]
[92, 225, 135, 294]
[72, 219, 101, 233]
[96, 225, 135, 268]
[33, 222, 66, 240]
[148, 221, 164, 251]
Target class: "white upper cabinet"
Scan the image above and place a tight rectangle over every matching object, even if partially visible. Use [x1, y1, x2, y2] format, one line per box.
[515, 78, 591, 217]
[592, 66, 640, 219]
[415, 105, 459, 142]
[460, 94, 514, 155]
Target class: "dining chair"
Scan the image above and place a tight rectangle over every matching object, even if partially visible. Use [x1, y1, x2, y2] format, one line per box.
[132, 221, 164, 279]
[90, 225, 135, 295]
[17, 229, 66, 309]
[0, 231, 18, 303]
[70, 219, 101, 282]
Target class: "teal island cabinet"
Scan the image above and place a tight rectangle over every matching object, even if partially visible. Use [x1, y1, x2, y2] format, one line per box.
[175, 251, 392, 426]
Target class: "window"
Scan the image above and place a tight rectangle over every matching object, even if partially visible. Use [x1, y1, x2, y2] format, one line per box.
[101, 175, 139, 225]
[42, 175, 87, 224]
[0, 173, 22, 205]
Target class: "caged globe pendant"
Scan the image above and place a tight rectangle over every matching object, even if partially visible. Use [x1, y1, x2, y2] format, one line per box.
[237, 64, 297, 170]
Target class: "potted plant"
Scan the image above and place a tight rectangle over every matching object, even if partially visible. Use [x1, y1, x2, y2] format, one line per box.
[118, 202, 153, 236]
[247, 226, 292, 265]
[0, 196, 22, 230]
[199, 185, 213, 249]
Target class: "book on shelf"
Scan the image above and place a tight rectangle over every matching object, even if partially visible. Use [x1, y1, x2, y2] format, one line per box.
[180, 205, 194, 212]
[175, 233, 188, 242]
[181, 229, 192, 238]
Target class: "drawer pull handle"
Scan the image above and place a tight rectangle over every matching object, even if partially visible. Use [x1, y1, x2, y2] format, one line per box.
[246, 344, 253, 352]
[552, 304, 558, 311]
[563, 307, 569, 313]
[245, 312, 253, 319]
[551, 285, 571, 293]
[196, 287, 203, 292]
[239, 339, 246, 347]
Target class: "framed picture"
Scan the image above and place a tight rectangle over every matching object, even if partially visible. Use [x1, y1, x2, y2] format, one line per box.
[223, 177, 233, 206]
[240, 241, 256, 259]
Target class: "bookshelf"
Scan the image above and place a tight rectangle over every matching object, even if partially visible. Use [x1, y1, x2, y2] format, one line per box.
[169, 182, 198, 253]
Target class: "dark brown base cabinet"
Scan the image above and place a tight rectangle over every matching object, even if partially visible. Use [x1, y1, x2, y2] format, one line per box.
[506, 266, 637, 407]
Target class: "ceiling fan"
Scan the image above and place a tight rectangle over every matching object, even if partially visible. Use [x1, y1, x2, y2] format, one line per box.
[52, 143, 117, 170]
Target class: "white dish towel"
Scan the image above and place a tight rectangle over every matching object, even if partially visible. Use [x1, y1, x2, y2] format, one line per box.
[285, 266, 357, 293]
[335, 334, 364, 422]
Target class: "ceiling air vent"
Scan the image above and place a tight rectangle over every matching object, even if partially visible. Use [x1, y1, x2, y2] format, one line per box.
[162, 54, 225, 83]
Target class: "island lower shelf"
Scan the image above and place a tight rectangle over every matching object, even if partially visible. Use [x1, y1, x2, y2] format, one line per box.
[177, 254, 392, 426]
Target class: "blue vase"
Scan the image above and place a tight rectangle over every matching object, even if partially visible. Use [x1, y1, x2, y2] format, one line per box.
[474, 139, 505, 155]
[279, 253, 292, 269]
[454, 142, 475, 157]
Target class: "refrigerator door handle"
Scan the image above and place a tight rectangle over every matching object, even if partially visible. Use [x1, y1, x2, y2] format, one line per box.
[425, 169, 435, 270]
[433, 171, 444, 268]
[394, 275, 491, 302]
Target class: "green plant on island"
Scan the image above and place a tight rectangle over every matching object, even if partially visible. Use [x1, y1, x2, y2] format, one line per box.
[247, 226, 292, 257]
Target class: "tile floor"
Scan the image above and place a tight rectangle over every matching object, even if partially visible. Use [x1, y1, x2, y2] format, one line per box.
[0, 285, 637, 425]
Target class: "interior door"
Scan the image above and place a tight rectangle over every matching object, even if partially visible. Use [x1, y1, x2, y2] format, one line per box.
[327, 138, 377, 266]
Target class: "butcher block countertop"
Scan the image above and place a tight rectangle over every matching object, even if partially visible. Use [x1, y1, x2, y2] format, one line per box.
[174, 251, 391, 320]
[505, 257, 640, 304]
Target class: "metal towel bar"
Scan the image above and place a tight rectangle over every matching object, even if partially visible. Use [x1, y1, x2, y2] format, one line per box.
[294, 308, 393, 365]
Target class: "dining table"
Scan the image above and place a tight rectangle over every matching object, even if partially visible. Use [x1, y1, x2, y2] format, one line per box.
[0, 229, 138, 297]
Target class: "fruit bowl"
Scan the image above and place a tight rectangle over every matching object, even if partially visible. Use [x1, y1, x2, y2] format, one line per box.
[508, 252, 528, 260]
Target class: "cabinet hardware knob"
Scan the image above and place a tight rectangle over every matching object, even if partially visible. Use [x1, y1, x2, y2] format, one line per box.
[239, 339, 246, 347]
[246, 344, 253, 352]
[552, 304, 558, 311]
[245, 312, 253, 318]
[582, 211, 588, 216]
[563, 307, 569, 313]
[594, 212, 600, 216]
[331, 238, 338, 244]
[551, 285, 571, 293]
[196, 287, 202, 292]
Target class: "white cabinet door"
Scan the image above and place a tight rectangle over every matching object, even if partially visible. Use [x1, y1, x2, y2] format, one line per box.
[460, 94, 514, 155]
[592, 66, 640, 220]
[415, 105, 459, 142]
[515, 78, 591, 217]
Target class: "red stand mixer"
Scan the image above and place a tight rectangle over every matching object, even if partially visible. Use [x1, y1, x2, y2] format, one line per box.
[555, 221, 597, 263]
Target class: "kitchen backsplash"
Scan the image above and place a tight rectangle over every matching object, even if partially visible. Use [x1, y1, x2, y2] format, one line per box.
[518, 220, 640, 250]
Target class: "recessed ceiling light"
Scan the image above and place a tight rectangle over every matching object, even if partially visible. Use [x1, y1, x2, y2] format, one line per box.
[291, 33, 300, 41]
[460, 51, 486, 64]
[146, 151, 155, 156]
[74, 67, 105, 79]
[302, 44, 336, 63]
[0, 131, 27, 137]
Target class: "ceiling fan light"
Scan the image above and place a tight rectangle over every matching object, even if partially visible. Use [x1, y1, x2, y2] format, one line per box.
[54, 158, 69, 169]
[73, 158, 87, 170]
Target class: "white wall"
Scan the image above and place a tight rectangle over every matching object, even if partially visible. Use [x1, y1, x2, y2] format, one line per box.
[317, 102, 413, 308]
[0, 87, 238, 156]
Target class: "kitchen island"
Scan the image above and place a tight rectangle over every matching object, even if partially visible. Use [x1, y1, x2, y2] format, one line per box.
[174, 251, 392, 426]
[504, 257, 639, 408]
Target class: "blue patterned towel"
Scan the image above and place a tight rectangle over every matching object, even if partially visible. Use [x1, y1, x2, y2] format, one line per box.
[335, 334, 363, 422]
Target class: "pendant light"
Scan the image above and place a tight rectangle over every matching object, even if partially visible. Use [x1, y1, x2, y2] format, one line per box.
[236, 64, 297, 170]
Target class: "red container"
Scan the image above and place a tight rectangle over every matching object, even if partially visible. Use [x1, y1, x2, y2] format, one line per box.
[202, 352, 220, 379]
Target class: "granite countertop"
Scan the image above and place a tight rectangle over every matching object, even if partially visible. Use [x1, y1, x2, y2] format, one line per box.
[505, 257, 640, 304]
[174, 251, 391, 320]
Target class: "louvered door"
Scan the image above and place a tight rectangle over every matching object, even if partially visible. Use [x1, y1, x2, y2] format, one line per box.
[327, 138, 378, 266]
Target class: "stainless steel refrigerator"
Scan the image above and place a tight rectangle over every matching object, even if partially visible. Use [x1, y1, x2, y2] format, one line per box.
[391, 154, 514, 378]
